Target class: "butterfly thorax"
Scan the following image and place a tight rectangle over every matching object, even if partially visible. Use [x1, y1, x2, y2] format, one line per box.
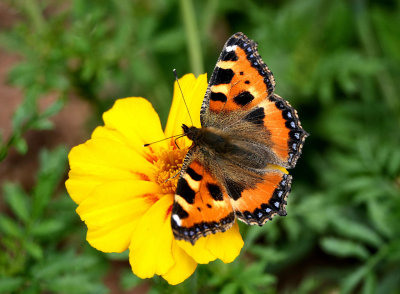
[182, 124, 235, 154]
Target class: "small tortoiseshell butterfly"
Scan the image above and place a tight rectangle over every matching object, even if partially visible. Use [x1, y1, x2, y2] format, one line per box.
[171, 32, 308, 244]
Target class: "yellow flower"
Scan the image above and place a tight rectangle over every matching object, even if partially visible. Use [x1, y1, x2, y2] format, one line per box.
[65, 73, 244, 285]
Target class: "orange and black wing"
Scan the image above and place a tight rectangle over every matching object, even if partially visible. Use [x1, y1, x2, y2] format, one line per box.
[201, 32, 275, 118]
[201, 32, 308, 168]
[171, 159, 235, 244]
[225, 168, 292, 225]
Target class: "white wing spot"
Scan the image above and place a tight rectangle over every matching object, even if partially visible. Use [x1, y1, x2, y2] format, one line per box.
[172, 214, 182, 226]
[225, 45, 237, 52]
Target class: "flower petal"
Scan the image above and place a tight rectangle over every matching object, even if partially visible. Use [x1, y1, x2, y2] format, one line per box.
[66, 136, 154, 204]
[202, 222, 243, 263]
[177, 222, 243, 264]
[129, 194, 196, 283]
[161, 241, 197, 285]
[77, 180, 161, 253]
[164, 73, 207, 137]
[103, 98, 168, 154]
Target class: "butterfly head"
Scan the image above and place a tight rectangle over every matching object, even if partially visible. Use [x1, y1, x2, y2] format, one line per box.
[182, 124, 202, 142]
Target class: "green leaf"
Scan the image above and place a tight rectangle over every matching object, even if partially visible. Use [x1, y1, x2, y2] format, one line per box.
[45, 274, 108, 294]
[3, 182, 31, 223]
[320, 237, 370, 260]
[331, 218, 383, 247]
[0, 277, 24, 292]
[341, 265, 368, 294]
[30, 219, 65, 237]
[362, 272, 376, 294]
[220, 282, 239, 294]
[14, 136, 28, 154]
[106, 250, 129, 261]
[32, 251, 100, 279]
[32, 146, 68, 219]
[120, 269, 142, 290]
[11, 86, 40, 130]
[152, 29, 185, 53]
[0, 215, 24, 238]
[24, 240, 43, 260]
[41, 99, 65, 118]
[30, 118, 54, 130]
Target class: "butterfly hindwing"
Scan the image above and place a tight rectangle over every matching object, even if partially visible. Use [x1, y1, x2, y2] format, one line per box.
[172, 156, 235, 244]
[243, 94, 308, 168]
[226, 168, 292, 225]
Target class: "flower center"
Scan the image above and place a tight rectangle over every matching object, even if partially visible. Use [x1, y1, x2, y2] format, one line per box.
[151, 145, 188, 194]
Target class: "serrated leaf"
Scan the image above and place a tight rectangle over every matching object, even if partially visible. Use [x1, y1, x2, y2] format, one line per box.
[320, 237, 370, 260]
[3, 182, 31, 223]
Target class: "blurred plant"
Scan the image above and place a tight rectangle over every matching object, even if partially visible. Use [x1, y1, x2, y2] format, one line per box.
[0, 147, 108, 293]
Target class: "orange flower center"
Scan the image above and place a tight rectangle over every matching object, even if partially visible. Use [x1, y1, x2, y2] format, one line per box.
[151, 143, 188, 194]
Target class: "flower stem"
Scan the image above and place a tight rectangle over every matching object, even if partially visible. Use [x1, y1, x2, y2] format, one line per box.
[20, 0, 46, 33]
[180, 0, 204, 76]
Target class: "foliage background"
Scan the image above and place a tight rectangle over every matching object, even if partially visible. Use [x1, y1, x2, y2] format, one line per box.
[1, 0, 399, 293]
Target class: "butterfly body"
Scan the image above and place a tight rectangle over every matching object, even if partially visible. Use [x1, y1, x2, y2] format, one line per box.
[172, 33, 308, 244]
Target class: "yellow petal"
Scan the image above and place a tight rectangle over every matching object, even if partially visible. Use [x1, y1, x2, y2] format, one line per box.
[161, 241, 197, 285]
[202, 222, 243, 263]
[66, 136, 154, 204]
[129, 195, 174, 278]
[164, 73, 207, 137]
[129, 194, 196, 282]
[77, 180, 161, 253]
[103, 98, 168, 154]
[177, 222, 243, 264]
[91, 126, 127, 145]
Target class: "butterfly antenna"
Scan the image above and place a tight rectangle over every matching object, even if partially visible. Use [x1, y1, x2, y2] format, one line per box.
[173, 69, 194, 126]
[143, 134, 184, 147]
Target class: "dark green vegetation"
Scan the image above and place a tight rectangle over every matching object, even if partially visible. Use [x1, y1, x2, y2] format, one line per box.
[1, 0, 399, 293]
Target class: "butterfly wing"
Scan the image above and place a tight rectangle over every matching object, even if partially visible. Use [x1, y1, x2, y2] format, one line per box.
[200, 32, 307, 227]
[172, 33, 308, 244]
[171, 150, 235, 244]
[201, 32, 308, 168]
[223, 167, 292, 225]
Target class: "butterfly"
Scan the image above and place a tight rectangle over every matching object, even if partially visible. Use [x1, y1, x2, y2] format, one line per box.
[171, 32, 308, 244]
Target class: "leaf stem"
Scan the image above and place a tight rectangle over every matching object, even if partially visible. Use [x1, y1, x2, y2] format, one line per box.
[179, 0, 204, 76]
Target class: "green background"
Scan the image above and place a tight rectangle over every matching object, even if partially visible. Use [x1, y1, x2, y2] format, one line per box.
[0, 0, 399, 293]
